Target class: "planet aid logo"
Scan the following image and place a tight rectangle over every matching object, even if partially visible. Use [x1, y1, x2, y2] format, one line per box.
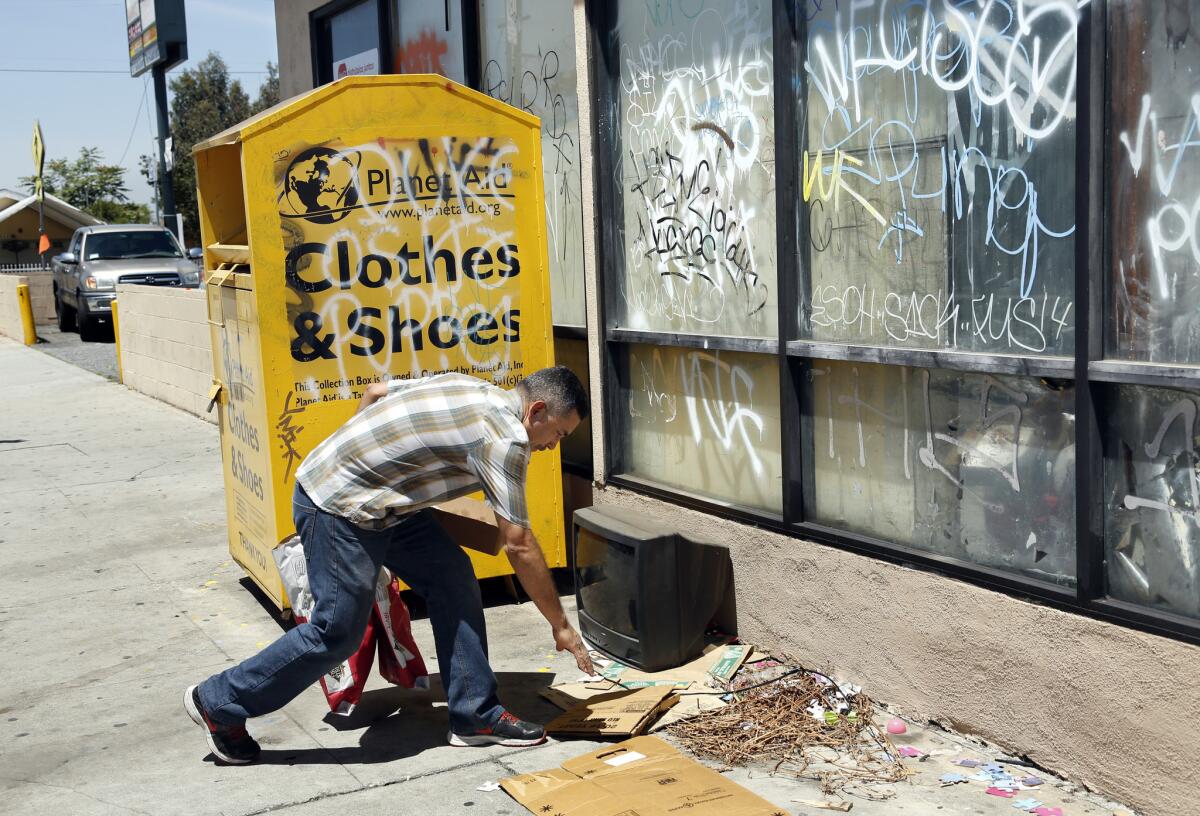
[279, 146, 362, 224]
[278, 138, 524, 393]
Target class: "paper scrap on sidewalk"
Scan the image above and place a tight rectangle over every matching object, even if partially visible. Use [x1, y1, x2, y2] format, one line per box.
[501, 736, 785, 816]
[544, 686, 678, 738]
[794, 798, 853, 811]
[476, 781, 501, 792]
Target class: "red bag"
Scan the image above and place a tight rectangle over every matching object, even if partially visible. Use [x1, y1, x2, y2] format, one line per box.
[374, 572, 429, 690]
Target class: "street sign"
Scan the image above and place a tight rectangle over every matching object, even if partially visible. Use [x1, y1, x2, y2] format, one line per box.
[126, 0, 188, 77]
[31, 120, 44, 202]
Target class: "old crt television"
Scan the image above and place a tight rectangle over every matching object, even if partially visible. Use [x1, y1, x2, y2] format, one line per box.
[573, 506, 732, 672]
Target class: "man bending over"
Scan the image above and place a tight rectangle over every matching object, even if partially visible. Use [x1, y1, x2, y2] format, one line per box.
[185, 366, 594, 764]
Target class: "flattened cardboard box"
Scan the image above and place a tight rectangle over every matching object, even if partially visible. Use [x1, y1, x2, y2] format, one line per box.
[545, 686, 678, 737]
[501, 735, 785, 816]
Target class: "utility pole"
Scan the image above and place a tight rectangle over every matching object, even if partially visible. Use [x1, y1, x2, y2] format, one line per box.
[152, 63, 176, 237]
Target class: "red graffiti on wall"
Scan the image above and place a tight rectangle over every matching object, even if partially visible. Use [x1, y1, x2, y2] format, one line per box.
[396, 30, 449, 74]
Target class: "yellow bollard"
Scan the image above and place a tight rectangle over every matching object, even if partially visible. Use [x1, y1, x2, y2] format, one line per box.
[16, 283, 36, 346]
[111, 298, 123, 383]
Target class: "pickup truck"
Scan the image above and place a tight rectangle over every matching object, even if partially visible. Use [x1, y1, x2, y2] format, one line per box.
[52, 224, 203, 340]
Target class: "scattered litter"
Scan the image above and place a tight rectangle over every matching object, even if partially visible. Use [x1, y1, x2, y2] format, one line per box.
[953, 758, 982, 768]
[1013, 798, 1044, 811]
[983, 763, 1007, 774]
[970, 772, 995, 783]
[476, 781, 501, 792]
[987, 787, 1017, 798]
[940, 773, 968, 786]
[1023, 776, 1044, 787]
[886, 717, 907, 735]
[897, 746, 926, 759]
[794, 798, 853, 811]
[665, 664, 907, 794]
[1032, 808, 1065, 816]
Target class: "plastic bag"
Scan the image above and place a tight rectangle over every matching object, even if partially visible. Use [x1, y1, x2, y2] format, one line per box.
[274, 535, 428, 715]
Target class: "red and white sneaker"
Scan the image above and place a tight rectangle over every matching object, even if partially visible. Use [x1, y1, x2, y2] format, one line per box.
[448, 711, 546, 747]
[183, 685, 260, 765]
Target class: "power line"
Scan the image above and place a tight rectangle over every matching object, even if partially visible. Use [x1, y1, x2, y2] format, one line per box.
[0, 67, 269, 74]
[117, 77, 150, 169]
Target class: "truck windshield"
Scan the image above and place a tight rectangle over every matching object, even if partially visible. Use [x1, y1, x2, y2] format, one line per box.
[84, 231, 183, 260]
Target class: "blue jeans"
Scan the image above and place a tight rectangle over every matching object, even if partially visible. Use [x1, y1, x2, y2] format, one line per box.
[197, 484, 502, 734]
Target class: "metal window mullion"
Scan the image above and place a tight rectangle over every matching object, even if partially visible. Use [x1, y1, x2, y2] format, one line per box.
[461, 0, 481, 90]
[1075, 0, 1106, 603]
[774, 0, 805, 525]
[585, 0, 622, 482]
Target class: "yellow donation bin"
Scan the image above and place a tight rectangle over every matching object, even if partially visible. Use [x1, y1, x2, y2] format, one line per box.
[194, 75, 564, 610]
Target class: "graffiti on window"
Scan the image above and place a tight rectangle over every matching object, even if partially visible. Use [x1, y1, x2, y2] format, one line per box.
[622, 344, 782, 512]
[480, 0, 586, 325]
[800, 0, 1079, 356]
[612, 0, 778, 338]
[1103, 384, 1200, 620]
[808, 359, 1076, 582]
[1109, 1, 1200, 363]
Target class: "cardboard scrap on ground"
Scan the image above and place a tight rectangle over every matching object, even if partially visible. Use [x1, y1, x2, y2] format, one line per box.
[540, 642, 755, 732]
[501, 735, 786, 816]
[545, 686, 679, 738]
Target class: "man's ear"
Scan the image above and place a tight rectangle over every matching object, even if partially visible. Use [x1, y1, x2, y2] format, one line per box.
[527, 399, 549, 422]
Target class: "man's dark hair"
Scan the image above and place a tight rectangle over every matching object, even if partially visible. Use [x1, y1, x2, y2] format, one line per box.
[518, 365, 590, 420]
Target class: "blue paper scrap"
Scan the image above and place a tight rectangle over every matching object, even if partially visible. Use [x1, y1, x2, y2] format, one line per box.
[1013, 798, 1044, 811]
[939, 773, 968, 785]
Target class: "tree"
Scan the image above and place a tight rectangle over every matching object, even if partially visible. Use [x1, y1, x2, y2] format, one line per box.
[20, 147, 148, 223]
[253, 61, 281, 114]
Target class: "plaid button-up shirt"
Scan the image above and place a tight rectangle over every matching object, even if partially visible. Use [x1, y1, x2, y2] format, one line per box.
[296, 373, 530, 530]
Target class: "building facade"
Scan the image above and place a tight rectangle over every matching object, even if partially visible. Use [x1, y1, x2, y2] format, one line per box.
[271, 2, 1198, 812]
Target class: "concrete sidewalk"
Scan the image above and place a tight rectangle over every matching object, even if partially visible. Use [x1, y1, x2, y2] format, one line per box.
[0, 338, 1135, 816]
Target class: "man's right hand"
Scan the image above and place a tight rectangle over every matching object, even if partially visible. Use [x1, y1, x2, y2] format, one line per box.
[553, 623, 595, 675]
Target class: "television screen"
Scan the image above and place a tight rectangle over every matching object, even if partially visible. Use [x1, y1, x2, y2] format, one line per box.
[576, 528, 638, 638]
[572, 507, 732, 671]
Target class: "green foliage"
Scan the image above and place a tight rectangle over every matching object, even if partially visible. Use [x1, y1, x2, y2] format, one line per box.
[254, 62, 281, 114]
[160, 52, 252, 246]
[89, 199, 152, 224]
[19, 147, 141, 222]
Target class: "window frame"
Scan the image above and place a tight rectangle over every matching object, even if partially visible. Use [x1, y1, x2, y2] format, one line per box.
[312, 0, 479, 87]
[584, 0, 1200, 646]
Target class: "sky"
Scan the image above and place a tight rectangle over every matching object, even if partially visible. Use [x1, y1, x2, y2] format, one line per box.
[0, 0, 278, 208]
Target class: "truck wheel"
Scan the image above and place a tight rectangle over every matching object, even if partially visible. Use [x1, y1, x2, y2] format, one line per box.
[76, 302, 99, 342]
[55, 291, 74, 332]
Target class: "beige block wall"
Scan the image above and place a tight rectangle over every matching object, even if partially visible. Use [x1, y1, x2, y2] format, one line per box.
[0, 275, 29, 340]
[25, 272, 54, 324]
[115, 284, 216, 423]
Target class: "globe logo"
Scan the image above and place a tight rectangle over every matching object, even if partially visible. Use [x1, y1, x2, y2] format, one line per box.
[280, 146, 361, 224]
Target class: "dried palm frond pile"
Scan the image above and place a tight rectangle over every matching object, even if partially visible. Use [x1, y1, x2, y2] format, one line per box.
[665, 661, 909, 794]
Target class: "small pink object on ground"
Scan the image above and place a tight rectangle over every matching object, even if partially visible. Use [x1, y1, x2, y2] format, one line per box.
[987, 787, 1017, 798]
[897, 746, 925, 758]
[1031, 809, 1064, 816]
[886, 717, 907, 734]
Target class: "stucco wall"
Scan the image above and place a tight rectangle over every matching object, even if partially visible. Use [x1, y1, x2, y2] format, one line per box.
[274, 0, 326, 100]
[0, 275, 29, 341]
[115, 284, 215, 423]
